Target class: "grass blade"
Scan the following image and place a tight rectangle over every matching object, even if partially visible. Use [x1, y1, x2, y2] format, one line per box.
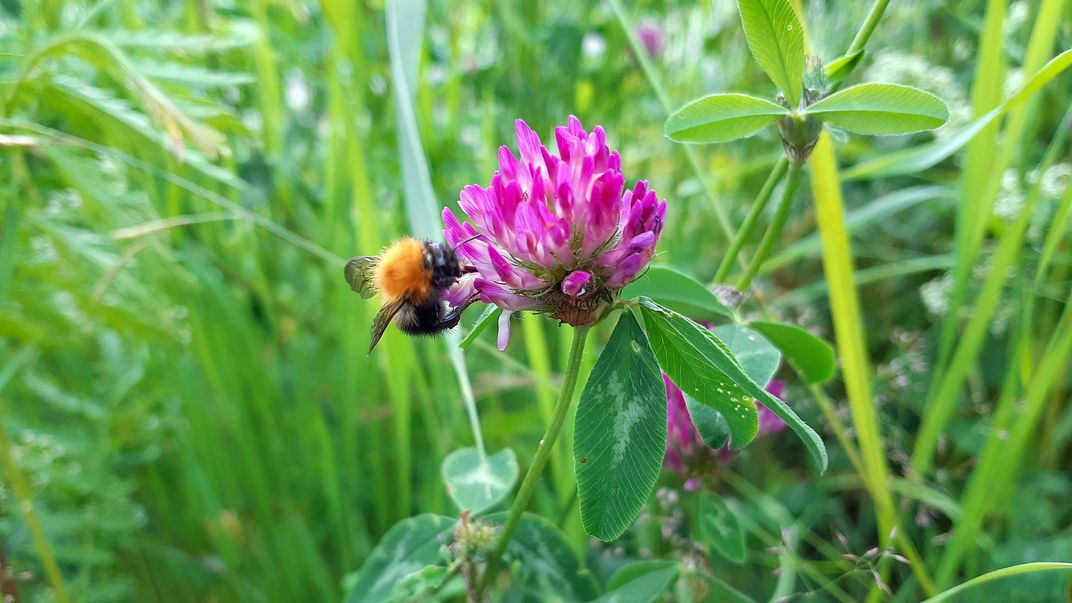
[912, 92, 1072, 476]
[923, 563, 1072, 603]
[386, 0, 440, 240]
[384, 0, 493, 510]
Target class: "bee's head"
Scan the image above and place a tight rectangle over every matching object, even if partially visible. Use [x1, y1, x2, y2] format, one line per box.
[424, 240, 463, 288]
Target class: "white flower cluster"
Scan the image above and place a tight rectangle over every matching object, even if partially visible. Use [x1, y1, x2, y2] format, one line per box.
[995, 163, 1071, 236]
[1029, 162, 1072, 242]
[994, 170, 1026, 222]
[1036, 163, 1072, 202]
[920, 272, 953, 317]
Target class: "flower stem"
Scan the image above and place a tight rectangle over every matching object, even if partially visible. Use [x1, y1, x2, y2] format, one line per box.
[480, 325, 590, 595]
[736, 163, 804, 290]
[713, 157, 789, 284]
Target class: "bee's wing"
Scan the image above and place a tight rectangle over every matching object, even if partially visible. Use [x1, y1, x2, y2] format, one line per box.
[345, 256, 379, 298]
[368, 299, 404, 354]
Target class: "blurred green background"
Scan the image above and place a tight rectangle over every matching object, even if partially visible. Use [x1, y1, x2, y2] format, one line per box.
[1, 0, 1070, 601]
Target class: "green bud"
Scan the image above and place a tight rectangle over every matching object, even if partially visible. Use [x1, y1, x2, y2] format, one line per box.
[777, 113, 823, 163]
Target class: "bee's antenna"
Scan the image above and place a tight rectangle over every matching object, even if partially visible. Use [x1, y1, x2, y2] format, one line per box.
[451, 233, 484, 250]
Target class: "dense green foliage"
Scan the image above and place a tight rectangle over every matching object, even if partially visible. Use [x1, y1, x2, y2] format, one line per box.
[1, 0, 1071, 601]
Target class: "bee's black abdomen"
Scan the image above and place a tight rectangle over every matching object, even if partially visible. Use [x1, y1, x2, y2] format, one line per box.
[395, 296, 450, 336]
[395, 288, 470, 337]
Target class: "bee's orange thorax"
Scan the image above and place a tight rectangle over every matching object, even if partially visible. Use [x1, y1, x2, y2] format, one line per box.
[375, 237, 431, 303]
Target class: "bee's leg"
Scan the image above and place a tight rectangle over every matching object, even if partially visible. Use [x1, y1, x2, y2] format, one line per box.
[437, 295, 479, 330]
[461, 265, 479, 274]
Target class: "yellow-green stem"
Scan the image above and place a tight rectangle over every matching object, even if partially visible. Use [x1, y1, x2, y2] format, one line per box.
[809, 133, 899, 562]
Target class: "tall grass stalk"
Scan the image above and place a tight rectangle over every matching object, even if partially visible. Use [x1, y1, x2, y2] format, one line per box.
[924, 563, 1072, 603]
[914, 0, 1064, 475]
[383, 0, 495, 521]
[808, 135, 896, 555]
[934, 105, 1072, 583]
[811, 133, 941, 599]
[930, 0, 1007, 379]
[913, 104, 1070, 478]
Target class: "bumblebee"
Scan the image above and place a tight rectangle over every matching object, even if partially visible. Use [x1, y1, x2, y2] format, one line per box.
[345, 237, 476, 353]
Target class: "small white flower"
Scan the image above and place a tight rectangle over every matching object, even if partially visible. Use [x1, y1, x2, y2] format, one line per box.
[1003, 68, 1025, 99]
[1038, 163, 1071, 201]
[994, 170, 1025, 221]
[284, 70, 311, 111]
[582, 32, 607, 58]
[920, 273, 953, 317]
[1005, 1, 1030, 34]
